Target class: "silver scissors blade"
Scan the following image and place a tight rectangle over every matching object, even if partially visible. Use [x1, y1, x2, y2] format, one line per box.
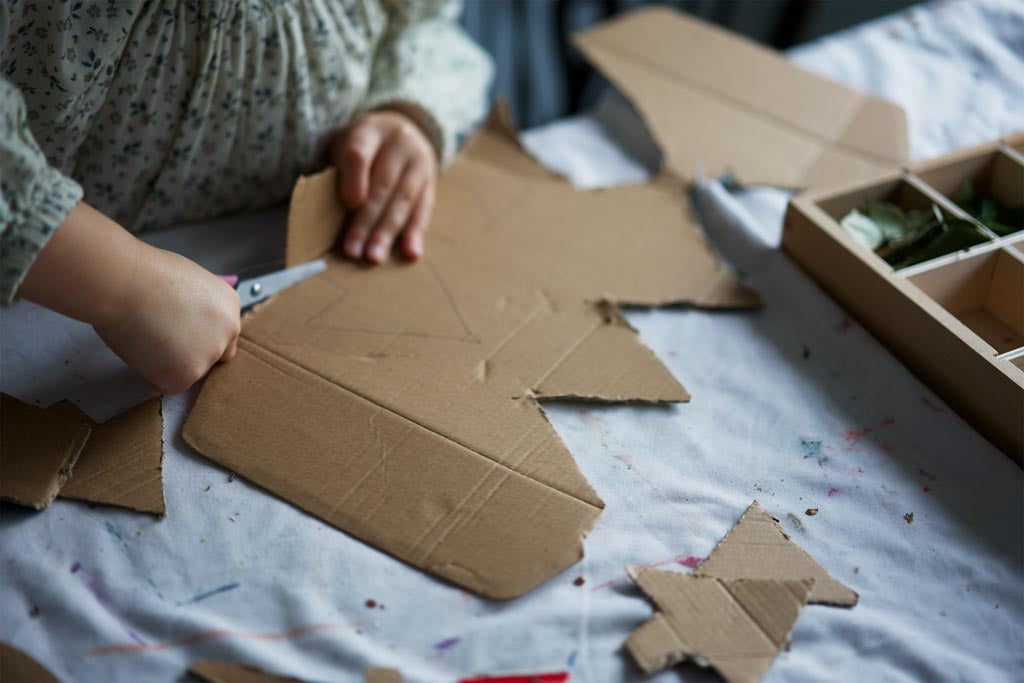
[236, 259, 327, 309]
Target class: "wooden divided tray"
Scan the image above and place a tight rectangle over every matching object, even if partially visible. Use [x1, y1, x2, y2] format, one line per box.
[784, 134, 1024, 462]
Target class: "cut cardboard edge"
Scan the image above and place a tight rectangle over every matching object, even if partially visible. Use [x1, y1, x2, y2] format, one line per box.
[0, 643, 60, 683]
[0, 393, 91, 510]
[183, 340, 603, 600]
[626, 568, 814, 681]
[49, 398, 166, 516]
[695, 500, 858, 606]
[189, 660, 308, 682]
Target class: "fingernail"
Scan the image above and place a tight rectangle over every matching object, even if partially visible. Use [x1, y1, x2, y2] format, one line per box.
[345, 237, 364, 259]
[368, 242, 387, 263]
[408, 234, 423, 259]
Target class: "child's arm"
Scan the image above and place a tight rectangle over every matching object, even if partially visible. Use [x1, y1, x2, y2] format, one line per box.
[3, 80, 238, 394]
[330, 0, 494, 264]
[18, 202, 241, 395]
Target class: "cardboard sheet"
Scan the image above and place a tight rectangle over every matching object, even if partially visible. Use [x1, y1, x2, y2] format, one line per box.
[189, 660, 307, 683]
[184, 100, 759, 599]
[0, 393, 90, 510]
[695, 500, 858, 606]
[625, 569, 813, 682]
[50, 398, 165, 515]
[573, 7, 908, 189]
[0, 643, 59, 683]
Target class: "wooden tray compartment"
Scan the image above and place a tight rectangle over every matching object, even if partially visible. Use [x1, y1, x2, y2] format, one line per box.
[908, 248, 1024, 355]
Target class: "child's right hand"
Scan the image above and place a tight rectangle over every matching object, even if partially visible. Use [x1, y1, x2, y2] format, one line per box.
[93, 246, 241, 395]
[17, 202, 241, 395]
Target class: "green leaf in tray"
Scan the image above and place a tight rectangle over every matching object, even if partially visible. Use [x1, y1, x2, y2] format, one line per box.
[840, 209, 886, 249]
[953, 179, 1023, 236]
[889, 217, 989, 268]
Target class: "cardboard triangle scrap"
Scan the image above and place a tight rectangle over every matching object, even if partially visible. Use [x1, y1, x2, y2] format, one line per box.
[625, 501, 857, 681]
[183, 6, 906, 600]
[0, 393, 165, 515]
[0, 642, 60, 683]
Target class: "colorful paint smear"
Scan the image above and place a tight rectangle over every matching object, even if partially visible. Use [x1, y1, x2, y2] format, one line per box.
[459, 673, 569, 683]
[175, 582, 240, 606]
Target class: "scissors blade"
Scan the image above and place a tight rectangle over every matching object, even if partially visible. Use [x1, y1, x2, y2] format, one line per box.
[236, 259, 327, 309]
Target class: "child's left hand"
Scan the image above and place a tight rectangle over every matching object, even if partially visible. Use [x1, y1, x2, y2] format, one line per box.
[331, 110, 438, 263]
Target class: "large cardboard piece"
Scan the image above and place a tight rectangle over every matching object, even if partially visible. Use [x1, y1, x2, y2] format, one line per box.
[0, 393, 90, 510]
[625, 569, 813, 681]
[184, 7, 906, 599]
[696, 500, 858, 606]
[50, 399, 166, 515]
[574, 8, 908, 189]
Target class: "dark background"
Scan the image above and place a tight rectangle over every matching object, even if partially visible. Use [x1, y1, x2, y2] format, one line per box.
[461, 0, 922, 127]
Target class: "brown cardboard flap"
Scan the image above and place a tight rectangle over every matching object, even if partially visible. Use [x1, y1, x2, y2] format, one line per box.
[1, 393, 91, 510]
[189, 660, 307, 683]
[285, 169, 345, 267]
[364, 669, 404, 683]
[186, 101, 759, 599]
[0, 643, 60, 683]
[626, 569, 813, 681]
[50, 398, 165, 515]
[574, 7, 907, 189]
[696, 500, 858, 606]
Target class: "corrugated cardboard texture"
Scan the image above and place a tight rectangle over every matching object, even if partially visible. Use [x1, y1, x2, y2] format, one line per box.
[49, 399, 165, 515]
[625, 569, 813, 682]
[184, 102, 759, 599]
[364, 668, 404, 683]
[696, 500, 858, 606]
[1, 393, 91, 510]
[189, 660, 307, 683]
[574, 7, 908, 189]
[285, 171, 345, 268]
[0, 643, 60, 683]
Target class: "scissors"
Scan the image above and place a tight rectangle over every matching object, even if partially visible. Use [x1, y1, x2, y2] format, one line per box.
[219, 259, 327, 311]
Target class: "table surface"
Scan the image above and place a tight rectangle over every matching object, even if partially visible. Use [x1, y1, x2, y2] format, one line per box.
[2, 1, 1022, 681]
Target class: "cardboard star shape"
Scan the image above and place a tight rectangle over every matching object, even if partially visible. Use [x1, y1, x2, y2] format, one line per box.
[626, 568, 813, 682]
[182, 104, 758, 599]
[695, 500, 858, 606]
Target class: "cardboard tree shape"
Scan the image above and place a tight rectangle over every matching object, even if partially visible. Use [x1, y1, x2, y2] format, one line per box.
[626, 569, 813, 682]
[184, 6, 908, 599]
[183, 106, 758, 599]
[50, 398, 166, 515]
[695, 500, 858, 606]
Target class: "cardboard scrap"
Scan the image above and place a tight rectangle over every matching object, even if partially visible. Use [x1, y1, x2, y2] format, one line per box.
[625, 568, 813, 682]
[189, 660, 308, 683]
[573, 7, 908, 189]
[0, 393, 90, 510]
[183, 103, 758, 599]
[49, 398, 165, 515]
[695, 500, 858, 606]
[0, 642, 60, 683]
[364, 668, 404, 683]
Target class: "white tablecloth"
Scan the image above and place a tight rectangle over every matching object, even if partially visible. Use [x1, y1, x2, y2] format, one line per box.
[2, 1, 1022, 681]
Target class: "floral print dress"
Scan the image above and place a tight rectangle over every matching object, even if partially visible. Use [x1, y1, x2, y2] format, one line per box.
[0, 0, 493, 303]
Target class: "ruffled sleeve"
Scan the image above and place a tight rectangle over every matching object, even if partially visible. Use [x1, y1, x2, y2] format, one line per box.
[1, 80, 83, 305]
[359, 0, 494, 166]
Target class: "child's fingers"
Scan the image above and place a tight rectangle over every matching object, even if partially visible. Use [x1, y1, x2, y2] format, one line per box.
[337, 123, 383, 208]
[343, 143, 408, 260]
[365, 164, 429, 264]
[400, 183, 435, 261]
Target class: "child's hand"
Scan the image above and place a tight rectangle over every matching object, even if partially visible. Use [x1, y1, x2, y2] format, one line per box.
[94, 246, 241, 395]
[331, 110, 438, 263]
[18, 202, 241, 395]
